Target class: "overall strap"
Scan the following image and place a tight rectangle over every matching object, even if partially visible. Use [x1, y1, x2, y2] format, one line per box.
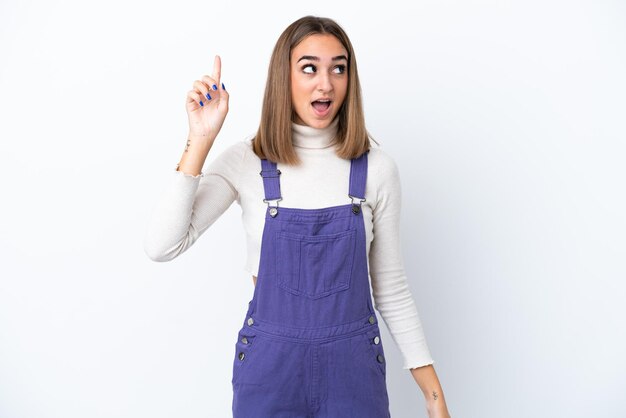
[349, 150, 368, 199]
[259, 159, 282, 201]
[348, 150, 369, 214]
[260, 158, 282, 217]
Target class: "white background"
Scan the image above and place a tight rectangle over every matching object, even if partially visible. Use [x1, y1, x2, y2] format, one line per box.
[1, 0, 625, 417]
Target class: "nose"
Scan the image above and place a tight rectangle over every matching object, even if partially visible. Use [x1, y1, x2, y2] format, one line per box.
[316, 72, 333, 93]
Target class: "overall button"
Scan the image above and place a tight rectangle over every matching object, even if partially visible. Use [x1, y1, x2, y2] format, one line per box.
[377, 354, 384, 363]
[373, 336, 380, 345]
[247, 317, 254, 326]
[238, 352, 245, 361]
[241, 337, 248, 344]
[368, 315, 375, 324]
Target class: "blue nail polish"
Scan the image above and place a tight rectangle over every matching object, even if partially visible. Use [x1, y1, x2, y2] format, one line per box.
[206, 92, 211, 100]
[199, 100, 204, 106]
[212, 84, 218, 90]
[222, 82, 226, 90]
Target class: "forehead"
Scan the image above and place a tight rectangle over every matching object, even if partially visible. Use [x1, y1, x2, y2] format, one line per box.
[291, 34, 347, 58]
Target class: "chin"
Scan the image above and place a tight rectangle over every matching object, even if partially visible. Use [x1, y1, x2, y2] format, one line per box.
[303, 115, 337, 129]
[309, 120, 331, 129]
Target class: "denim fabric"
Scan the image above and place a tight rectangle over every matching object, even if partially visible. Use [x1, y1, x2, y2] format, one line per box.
[232, 150, 391, 417]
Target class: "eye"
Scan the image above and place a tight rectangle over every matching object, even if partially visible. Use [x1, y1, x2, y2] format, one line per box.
[302, 64, 316, 74]
[333, 65, 347, 74]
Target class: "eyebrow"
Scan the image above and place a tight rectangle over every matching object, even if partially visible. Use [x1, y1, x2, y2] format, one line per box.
[296, 55, 348, 63]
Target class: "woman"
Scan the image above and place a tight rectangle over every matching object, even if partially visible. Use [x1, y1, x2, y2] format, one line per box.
[144, 15, 451, 418]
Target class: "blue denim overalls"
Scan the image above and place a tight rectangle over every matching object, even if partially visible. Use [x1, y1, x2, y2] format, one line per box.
[231, 150, 391, 417]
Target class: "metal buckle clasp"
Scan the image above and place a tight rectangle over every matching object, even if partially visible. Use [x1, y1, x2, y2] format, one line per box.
[259, 168, 281, 177]
[263, 197, 282, 217]
[349, 194, 366, 215]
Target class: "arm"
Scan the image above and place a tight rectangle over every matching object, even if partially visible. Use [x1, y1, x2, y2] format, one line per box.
[144, 54, 236, 261]
[368, 153, 451, 417]
[411, 365, 451, 417]
[143, 142, 243, 262]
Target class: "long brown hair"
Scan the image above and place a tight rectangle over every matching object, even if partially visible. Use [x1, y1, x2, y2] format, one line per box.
[252, 16, 371, 165]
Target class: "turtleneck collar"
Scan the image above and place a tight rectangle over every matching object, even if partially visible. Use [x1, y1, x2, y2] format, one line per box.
[291, 117, 339, 149]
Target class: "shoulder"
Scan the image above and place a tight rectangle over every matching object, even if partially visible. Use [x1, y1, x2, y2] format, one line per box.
[218, 137, 251, 160]
[206, 137, 253, 167]
[366, 139, 400, 182]
[364, 139, 403, 211]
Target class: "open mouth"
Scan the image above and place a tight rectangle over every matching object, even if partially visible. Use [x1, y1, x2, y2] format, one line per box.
[311, 99, 332, 115]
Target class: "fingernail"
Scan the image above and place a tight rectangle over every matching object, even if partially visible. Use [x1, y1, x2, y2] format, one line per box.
[199, 100, 204, 106]
[206, 92, 212, 100]
[212, 84, 218, 90]
[221, 82, 226, 90]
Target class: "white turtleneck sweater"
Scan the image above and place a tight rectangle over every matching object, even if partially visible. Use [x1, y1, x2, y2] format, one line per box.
[143, 119, 434, 370]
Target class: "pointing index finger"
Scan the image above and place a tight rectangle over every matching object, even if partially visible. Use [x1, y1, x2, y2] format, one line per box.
[213, 55, 221, 86]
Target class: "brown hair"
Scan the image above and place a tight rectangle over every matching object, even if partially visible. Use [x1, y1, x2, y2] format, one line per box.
[252, 16, 371, 165]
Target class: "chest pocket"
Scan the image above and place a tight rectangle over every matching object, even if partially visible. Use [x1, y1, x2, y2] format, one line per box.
[274, 228, 356, 299]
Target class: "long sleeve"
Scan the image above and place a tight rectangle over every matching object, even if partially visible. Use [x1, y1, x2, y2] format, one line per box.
[143, 141, 246, 262]
[368, 155, 434, 370]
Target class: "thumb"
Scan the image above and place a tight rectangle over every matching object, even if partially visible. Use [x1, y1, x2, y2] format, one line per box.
[217, 81, 229, 112]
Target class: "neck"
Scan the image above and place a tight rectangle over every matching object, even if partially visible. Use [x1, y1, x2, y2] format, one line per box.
[291, 118, 339, 149]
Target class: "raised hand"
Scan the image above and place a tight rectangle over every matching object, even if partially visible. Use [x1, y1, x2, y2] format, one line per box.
[185, 55, 229, 140]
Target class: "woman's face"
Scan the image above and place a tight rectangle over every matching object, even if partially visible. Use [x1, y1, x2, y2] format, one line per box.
[290, 33, 348, 129]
